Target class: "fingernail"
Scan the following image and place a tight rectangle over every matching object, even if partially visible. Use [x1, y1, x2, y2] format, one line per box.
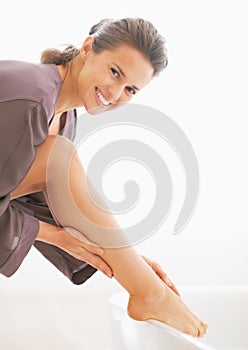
[106, 271, 112, 278]
[166, 278, 172, 286]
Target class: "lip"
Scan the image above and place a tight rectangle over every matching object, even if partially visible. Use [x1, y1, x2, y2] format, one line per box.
[95, 87, 111, 107]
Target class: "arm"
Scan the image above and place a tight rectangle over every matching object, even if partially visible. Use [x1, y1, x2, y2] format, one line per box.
[10, 184, 113, 283]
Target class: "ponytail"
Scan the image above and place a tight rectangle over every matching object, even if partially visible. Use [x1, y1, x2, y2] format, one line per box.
[40, 17, 168, 75]
[40, 45, 80, 66]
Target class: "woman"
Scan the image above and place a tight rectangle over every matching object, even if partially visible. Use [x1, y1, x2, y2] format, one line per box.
[0, 17, 207, 337]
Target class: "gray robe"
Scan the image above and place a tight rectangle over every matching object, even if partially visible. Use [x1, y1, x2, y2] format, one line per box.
[0, 60, 97, 283]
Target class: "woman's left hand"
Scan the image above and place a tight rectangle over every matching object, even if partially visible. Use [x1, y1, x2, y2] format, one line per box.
[141, 255, 180, 296]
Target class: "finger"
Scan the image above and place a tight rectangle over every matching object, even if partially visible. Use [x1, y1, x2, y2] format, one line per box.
[158, 272, 181, 296]
[169, 282, 181, 297]
[72, 247, 113, 278]
[163, 276, 180, 296]
[150, 264, 172, 288]
[82, 244, 105, 256]
[152, 265, 170, 285]
[142, 256, 181, 296]
[64, 226, 105, 255]
[86, 255, 113, 278]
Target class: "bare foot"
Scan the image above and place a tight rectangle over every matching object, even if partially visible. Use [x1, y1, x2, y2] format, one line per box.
[127, 283, 208, 338]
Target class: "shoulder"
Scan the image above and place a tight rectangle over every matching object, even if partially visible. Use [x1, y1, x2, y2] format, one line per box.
[0, 60, 62, 120]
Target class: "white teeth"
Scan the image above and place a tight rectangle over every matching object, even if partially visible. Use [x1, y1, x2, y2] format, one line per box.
[96, 88, 110, 106]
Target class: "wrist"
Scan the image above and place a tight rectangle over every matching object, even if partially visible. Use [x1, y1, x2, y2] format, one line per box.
[36, 221, 61, 245]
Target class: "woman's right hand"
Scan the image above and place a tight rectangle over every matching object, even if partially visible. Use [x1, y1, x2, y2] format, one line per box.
[36, 221, 113, 278]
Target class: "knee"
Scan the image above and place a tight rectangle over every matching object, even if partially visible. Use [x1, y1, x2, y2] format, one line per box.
[46, 134, 76, 150]
[39, 135, 76, 160]
[48, 135, 77, 156]
[45, 135, 81, 176]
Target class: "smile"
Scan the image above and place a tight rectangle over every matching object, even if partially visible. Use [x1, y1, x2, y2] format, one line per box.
[95, 87, 111, 106]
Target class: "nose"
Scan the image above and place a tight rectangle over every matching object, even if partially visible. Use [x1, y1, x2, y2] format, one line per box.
[108, 84, 126, 104]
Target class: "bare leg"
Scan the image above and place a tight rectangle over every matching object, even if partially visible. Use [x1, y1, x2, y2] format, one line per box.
[11, 135, 207, 337]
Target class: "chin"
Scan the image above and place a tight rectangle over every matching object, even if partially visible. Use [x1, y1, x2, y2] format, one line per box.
[85, 102, 126, 116]
[86, 107, 108, 115]
[85, 102, 110, 115]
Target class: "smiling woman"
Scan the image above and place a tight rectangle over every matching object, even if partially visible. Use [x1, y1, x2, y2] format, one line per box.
[41, 18, 167, 115]
[0, 17, 207, 338]
[57, 42, 154, 114]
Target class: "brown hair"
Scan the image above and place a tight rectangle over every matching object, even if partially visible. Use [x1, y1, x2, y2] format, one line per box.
[41, 17, 168, 76]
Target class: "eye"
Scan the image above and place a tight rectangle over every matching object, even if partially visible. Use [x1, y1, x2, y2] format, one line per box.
[126, 86, 136, 95]
[111, 68, 120, 79]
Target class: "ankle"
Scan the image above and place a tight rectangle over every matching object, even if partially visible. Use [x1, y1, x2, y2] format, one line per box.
[130, 279, 166, 300]
[127, 287, 167, 321]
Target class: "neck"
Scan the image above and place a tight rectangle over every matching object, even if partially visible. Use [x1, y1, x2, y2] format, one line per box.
[55, 55, 84, 114]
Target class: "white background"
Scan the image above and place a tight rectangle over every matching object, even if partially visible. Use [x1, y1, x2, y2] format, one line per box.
[1, 0, 247, 290]
[0, 0, 248, 348]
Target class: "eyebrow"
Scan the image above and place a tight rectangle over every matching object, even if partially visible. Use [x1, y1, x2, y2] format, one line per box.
[112, 62, 140, 91]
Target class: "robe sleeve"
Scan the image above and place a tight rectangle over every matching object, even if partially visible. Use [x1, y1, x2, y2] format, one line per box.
[11, 191, 97, 285]
[0, 99, 48, 276]
[0, 196, 39, 277]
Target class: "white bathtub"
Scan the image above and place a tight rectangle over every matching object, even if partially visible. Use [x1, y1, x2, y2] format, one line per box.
[108, 285, 248, 350]
[0, 283, 247, 349]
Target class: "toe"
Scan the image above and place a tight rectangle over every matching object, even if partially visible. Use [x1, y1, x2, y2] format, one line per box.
[195, 323, 205, 338]
[185, 325, 198, 338]
[201, 321, 208, 334]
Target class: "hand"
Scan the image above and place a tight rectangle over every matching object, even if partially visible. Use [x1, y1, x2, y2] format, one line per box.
[141, 255, 180, 296]
[36, 221, 113, 278]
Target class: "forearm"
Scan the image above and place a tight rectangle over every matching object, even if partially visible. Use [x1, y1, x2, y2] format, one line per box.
[36, 220, 61, 245]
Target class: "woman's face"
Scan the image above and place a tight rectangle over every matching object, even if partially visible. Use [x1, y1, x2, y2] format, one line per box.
[76, 38, 154, 114]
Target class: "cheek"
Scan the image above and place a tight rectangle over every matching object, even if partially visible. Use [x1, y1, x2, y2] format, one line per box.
[77, 62, 96, 86]
[119, 93, 132, 104]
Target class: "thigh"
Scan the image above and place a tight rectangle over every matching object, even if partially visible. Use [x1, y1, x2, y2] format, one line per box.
[10, 135, 61, 200]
